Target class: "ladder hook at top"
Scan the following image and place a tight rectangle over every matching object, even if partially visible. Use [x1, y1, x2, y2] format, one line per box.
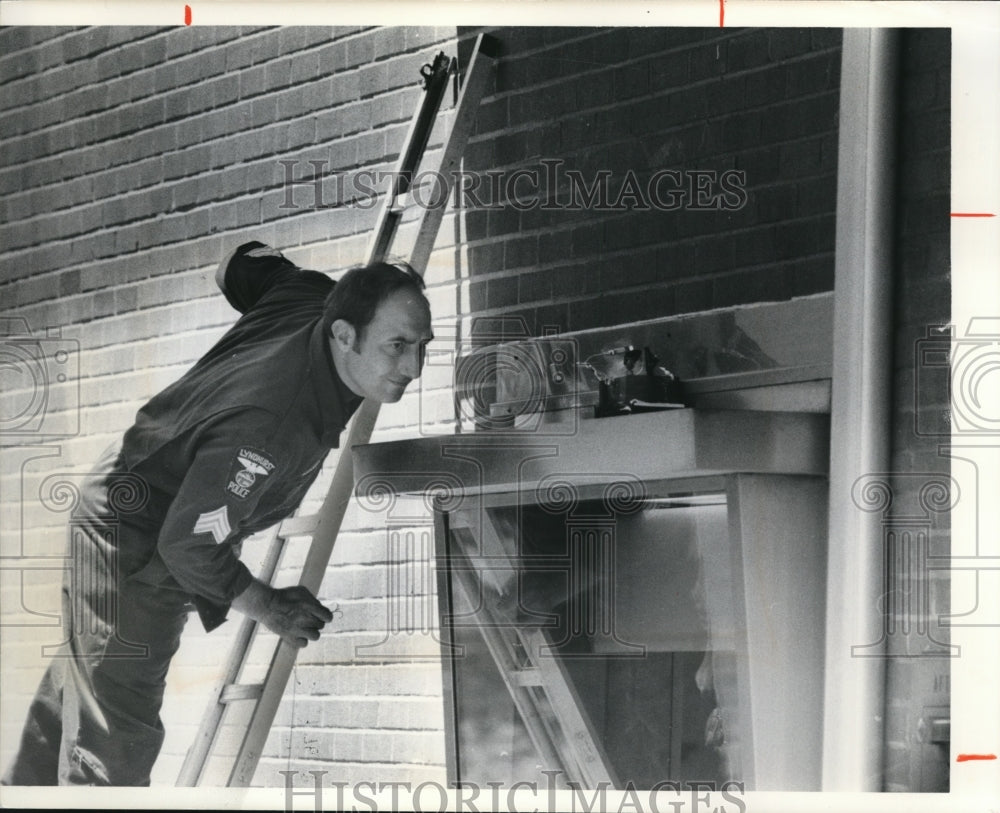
[420, 51, 456, 89]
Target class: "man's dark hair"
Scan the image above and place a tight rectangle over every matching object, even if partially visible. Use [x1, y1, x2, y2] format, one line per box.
[322, 261, 427, 339]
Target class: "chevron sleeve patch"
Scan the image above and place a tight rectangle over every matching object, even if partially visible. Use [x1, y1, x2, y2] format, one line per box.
[193, 506, 232, 545]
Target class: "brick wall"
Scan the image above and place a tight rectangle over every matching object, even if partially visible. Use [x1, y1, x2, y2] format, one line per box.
[0, 25, 460, 786]
[455, 26, 842, 336]
[1, 23, 952, 793]
[883, 28, 952, 794]
[454, 26, 953, 793]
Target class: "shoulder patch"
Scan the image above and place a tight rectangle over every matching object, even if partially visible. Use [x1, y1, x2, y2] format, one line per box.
[227, 447, 277, 500]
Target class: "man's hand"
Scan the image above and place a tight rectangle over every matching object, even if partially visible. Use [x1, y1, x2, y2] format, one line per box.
[232, 579, 335, 649]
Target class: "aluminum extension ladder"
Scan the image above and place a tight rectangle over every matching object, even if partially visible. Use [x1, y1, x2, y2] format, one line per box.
[176, 33, 499, 787]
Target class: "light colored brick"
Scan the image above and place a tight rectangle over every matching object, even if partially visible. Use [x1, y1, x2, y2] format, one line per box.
[8, 26, 951, 796]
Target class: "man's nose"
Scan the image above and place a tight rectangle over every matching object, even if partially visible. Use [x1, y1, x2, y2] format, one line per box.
[401, 344, 422, 379]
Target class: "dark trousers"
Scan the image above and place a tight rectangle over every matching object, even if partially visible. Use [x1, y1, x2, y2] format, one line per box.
[2, 473, 191, 786]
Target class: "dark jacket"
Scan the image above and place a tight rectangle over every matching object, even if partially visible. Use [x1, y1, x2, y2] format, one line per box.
[105, 242, 362, 631]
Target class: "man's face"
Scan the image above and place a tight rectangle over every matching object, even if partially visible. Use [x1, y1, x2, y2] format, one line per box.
[334, 288, 433, 403]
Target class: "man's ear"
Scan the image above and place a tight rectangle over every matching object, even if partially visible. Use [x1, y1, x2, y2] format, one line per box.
[330, 318, 357, 351]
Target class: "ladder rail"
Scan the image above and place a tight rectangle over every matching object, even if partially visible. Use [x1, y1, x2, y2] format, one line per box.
[365, 50, 454, 266]
[409, 34, 500, 273]
[519, 626, 621, 789]
[175, 33, 499, 788]
[227, 399, 380, 786]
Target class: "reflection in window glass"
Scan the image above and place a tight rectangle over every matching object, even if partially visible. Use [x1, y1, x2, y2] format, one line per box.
[446, 497, 739, 789]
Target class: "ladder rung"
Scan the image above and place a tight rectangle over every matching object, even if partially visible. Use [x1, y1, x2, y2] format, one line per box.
[512, 667, 543, 687]
[277, 513, 319, 538]
[220, 683, 264, 703]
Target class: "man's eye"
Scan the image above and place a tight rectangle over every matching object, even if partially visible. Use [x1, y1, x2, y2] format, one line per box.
[387, 342, 405, 355]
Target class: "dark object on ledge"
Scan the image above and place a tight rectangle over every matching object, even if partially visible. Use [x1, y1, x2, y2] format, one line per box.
[595, 346, 685, 417]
